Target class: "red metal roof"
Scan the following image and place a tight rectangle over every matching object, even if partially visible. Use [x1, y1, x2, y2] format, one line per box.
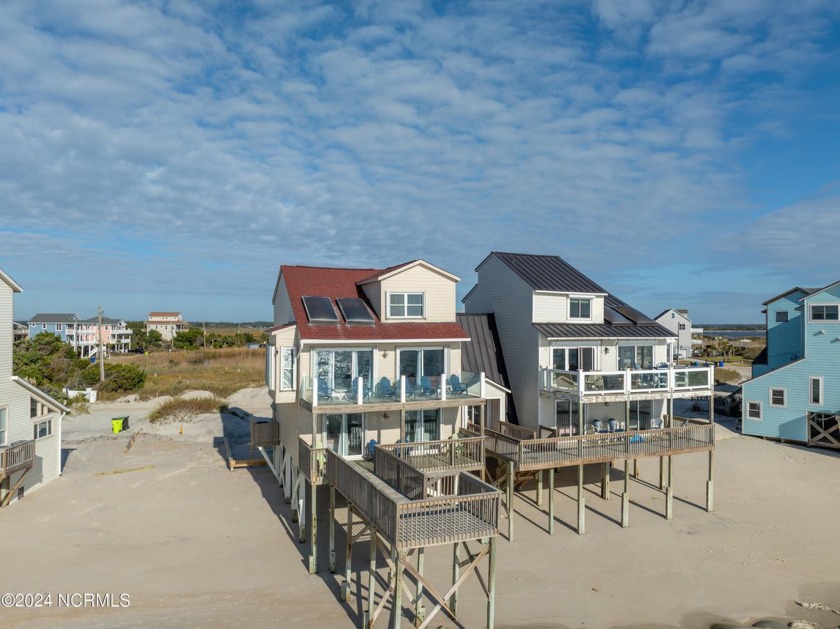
[281, 265, 469, 342]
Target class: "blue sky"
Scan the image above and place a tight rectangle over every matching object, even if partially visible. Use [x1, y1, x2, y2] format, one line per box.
[2, 0, 839, 324]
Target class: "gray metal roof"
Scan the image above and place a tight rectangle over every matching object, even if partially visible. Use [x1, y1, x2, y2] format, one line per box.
[485, 252, 607, 294]
[534, 322, 676, 339]
[79, 316, 126, 325]
[456, 313, 517, 424]
[761, 286, 818, 306]
[28, 313, 79, 323]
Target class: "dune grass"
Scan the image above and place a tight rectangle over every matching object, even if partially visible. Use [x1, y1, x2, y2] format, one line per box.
[149, 396, 228, 423]
[109, 347, 264, 400]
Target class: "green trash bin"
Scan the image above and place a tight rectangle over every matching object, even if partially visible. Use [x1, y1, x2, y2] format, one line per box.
[111, 417, 125, 434]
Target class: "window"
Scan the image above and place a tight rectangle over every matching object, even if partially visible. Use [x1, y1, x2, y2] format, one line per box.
[315, 349, 374, 392]
[810, 305, 839, 321]
[555, 400, 580, 436]
[34, 419, 52, 440]
[0, 407, 6, 445]
[747, 401, 762, 420]
[42, 323, 47, 330]
[769, 388, 786, 407]
[618, 345, 654, 369]
[569, 298, 591, 320]
[280, 347, 295, 390]
[388, 293, 424, 318]
[405, 409, 440, 442]
[324, 413, 364, 456]
[30, 398, 39, 418]
[56, 323, 63, 331]
[810, 377, 823, 405]
[678, 323, 686, 330]
[775, 311, 788, 323]
[398, 348, 445, 381]
[628, 400, 654, 430]
[552, 346, 595, 371]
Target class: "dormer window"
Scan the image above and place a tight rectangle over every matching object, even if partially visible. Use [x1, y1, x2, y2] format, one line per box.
[388, 292, 424, 318]
[569, 297, 592, 320]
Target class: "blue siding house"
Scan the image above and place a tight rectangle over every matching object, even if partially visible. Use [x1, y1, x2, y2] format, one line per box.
[742, 281, 840, 447]
[27, 314, 80, 343]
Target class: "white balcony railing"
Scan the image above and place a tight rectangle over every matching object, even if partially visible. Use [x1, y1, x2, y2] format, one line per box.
[539, 365, 713, 397]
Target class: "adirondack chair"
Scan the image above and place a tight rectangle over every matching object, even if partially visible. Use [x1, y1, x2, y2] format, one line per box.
[449, 374, 467, 394]
[317, 378, 332, 401]
[377, 377, 394, 398]
[420, 375, 435, 396]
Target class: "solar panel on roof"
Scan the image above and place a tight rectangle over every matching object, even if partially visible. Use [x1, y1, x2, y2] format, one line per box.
[336, 298, 374, 324]
[604, 306, 633, 325]
[302, 296, 339, 323]
[613, 305, 655, 325]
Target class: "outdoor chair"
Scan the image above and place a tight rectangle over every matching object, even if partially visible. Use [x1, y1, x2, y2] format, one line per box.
[317, 378, 332, 401]
[349, 380, 370, 401]
[651, 418, 664, 429]
[377, 377, 394, 398]
[420, 375, 435, 396]
[449, 374, 468, 394]
[366, 439, 378, 461]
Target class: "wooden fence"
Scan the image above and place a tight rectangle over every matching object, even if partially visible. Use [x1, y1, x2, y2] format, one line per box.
[376, 436, 486, 473]
[0, 440, 35, 475]
[250, 420, 280, 449]
[299, 439, 328, 485]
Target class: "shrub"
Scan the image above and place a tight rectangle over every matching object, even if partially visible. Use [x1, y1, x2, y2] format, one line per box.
[714, 368, 741, 385]
[83, 363, 147, 393]
[149, 397, 228, 423]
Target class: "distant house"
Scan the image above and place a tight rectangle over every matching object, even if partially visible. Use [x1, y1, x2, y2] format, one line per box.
[12, 322, 27, 343]
[27, 313, 132, 357]
[145, 312, 189, 342]
[1, 270, 68, 507]
[654, 308, 692, 361]
[741, 281, 840, 448]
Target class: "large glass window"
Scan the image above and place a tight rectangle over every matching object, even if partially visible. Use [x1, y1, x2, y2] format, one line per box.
[405, 410, 440, 442]
[280, 347, 295, 390]
[315, 349, 374, 393]
[555, 400, 580, 436]
[399, 348, 445, 384]
[324, 413, 364, 456]
[389, 293, 424, 318]
[552, 347, 595, 371]
[628, 400, 653, 430]
[618, 345, 654, 369]
[811, 305, 839, 321]
[569, 298, 591, 319]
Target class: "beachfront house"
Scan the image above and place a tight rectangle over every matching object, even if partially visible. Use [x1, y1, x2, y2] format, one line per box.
[145, 312, 188, 342]
[27, 313, 133, 357]
[28, 313, 81, 345]
[1, 270, 68, 507]
[463, 252, 716, 535]
[654, 308, 692, 361]
[260, 260, 494, 576]
[741, 281, 840, 448]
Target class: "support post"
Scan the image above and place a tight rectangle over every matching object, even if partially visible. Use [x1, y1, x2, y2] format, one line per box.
[400, 410, 406, 445]
[659, 456, 665, 490]
[391, 548, 403, 629]
[341, 506, 353, 601]
[487, 537, 497, 629]
[329, 487, 336, 573]
[548, 467, 555, 535]
[601, 462, 610, 500]
[577, 464, 585, 535]
[364, 529, 377, 628]
[507, 461, 515, 541]
[451, 543, 459, 615]
[706, 450, 714, 512]
[665, 456, 674, 520]
[536, 468, 544, 507]
[307, 481, 316, 573]
[414, 548, 425, 626]
[621, 459, 630, 527]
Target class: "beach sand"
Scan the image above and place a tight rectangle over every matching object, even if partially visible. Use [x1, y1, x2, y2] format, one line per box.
[1, 387, 838, 628]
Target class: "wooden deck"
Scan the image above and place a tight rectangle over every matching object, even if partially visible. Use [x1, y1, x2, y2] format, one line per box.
[326, 449, 500, 550]
[467, 422, 714, 472]
[376, 436, 486, 474]
[0, 440, 35, 480]
[250, 420, 280, 449]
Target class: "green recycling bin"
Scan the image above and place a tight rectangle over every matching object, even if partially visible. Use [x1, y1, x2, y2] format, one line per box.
[111, 417, 125, 434]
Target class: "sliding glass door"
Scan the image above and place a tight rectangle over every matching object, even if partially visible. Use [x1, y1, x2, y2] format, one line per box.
[315, 349, 374, 392]
[405, 409, 440, 442]
[324, 413, 365, 456]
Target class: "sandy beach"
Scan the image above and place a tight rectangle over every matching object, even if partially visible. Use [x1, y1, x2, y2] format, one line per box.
[1, 387, 838, 628]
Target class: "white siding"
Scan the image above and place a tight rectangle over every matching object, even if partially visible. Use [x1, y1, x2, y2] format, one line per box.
[465, 256, 540, 431]
[533, 293, 605, 324]
[273, 280, 294, 326]
[374, 265, 457, 322]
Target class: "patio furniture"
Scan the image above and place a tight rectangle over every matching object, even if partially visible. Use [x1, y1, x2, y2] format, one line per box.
[377, 377, 394, 398]
[608, 418, 618, 432]
[420, 375, 435, 396]
[449, 374, 467, 394]
[317, 379, 333, 401]
[592, 419, 602, 433]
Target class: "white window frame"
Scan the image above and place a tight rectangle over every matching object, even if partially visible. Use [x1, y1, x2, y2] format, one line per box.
[769, 387, 786, 407]
[809, 376, 823, 405]
[809, 304, 839, 322]
[56, 323, 63, 331]
[397, 347, 447, 381]
[322, 413, 366, 458]
[568, 297, 592, 320]
[747, 401, 762, 420]
[0, 406, 7, 446]
[280, 347, 296, 391]
[34, 419, 52, 440]
[387, 292, 425, 319]
[551, 345, 598, 372]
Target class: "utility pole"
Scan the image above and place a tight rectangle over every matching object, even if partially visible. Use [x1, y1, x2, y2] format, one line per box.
[98, 306, 105, 383]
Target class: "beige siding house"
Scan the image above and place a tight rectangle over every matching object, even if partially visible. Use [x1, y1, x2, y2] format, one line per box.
[145, 311, 188, 341]
[0, 269, 68, 507]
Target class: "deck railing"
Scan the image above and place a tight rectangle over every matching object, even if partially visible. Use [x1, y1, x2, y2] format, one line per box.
[376, 436, 486, 473]
[250, 420, 280, 449]
[496, 420, 536, 440]
[373, 446, 428, 500]
[300, 371, 486, 408]
[298, 439, 328, 485]
[0, 441, 35, 475]
[540, 365, 713, 398]
[326, 450, 500, 549]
